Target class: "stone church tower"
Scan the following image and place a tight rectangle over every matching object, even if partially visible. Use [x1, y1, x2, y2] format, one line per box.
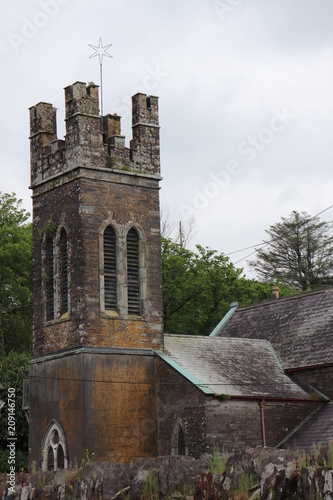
[29, 82, 163, 468]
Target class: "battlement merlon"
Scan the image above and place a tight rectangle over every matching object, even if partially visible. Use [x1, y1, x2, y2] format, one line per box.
[65, 81, 99, 118]
[29, 102, 57, 142]
[132, 93, 159, 127]
[29, 82, 161, 189]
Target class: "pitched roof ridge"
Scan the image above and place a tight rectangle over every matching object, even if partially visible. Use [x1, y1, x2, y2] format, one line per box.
[233, 288, 328, 313]
[164, 334, 270, 345]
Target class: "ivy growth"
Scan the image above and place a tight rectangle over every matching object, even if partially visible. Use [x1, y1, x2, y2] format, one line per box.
[106, 155, 115, 169]
[38, 220, 57, 241]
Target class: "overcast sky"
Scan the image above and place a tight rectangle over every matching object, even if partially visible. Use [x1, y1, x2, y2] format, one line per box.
[2, 0, 333, 277]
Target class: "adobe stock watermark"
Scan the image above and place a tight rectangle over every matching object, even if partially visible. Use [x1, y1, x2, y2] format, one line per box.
[213, 0, 247, 21]
[111, 64, 169, 119]
[7, 388, 16, 495]
[181, 107, 296, 217]
[8, 0, 73, 54]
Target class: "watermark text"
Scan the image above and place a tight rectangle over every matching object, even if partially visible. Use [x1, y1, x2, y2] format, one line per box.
[7, 388, 16, 494]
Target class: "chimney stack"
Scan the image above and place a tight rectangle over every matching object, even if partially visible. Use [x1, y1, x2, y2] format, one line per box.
[272, 285, 279, 300]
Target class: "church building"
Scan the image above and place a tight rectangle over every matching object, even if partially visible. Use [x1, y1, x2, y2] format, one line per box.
[29, 82, 323, 470]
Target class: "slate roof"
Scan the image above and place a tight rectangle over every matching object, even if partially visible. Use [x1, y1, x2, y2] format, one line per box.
[162, 335, 310, 400]
[279, 403, 333, 452]
[219, 288, 333, 370]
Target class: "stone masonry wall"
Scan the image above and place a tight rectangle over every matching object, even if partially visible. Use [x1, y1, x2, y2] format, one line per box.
[205, 398, 263, 452]
[264, 401, 318, 447]
[29, 349, 157, 467]
[292, 366, 333, 400]
[30, 81, 163, 356]
[32, 174, 163, 355]
[155, 358, 207, 459]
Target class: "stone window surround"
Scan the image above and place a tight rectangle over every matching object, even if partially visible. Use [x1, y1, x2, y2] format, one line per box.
[99, 220, 147, 318]
[41, 420, 68, 471]
[42, 225, 71, 324]
[171, 417, 188, 456]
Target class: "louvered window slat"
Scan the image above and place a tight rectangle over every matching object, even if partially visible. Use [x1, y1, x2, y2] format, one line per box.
[127, 228, 140, 314]
[104, 226, 117, 310]
[60, 230, 68, 315]
[46, 236, 54, 321]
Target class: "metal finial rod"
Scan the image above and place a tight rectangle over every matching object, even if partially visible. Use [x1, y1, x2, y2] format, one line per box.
[89, 38, 113, 118]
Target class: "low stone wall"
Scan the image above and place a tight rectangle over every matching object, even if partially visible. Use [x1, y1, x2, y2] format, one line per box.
[1, 446, 332, 499]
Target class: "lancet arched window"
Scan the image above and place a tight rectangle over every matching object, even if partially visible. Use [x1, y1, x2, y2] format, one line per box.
[127, 228, 140, 315]
[41, 421, 68, 471]
[60, 229, 68, 316]
[46, 236, 54, 321]
[104, 225, 117, 310]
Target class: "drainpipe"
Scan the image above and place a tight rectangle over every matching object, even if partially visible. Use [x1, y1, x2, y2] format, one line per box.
[209, 302, 238, 337]
[259, 400, 266, 447]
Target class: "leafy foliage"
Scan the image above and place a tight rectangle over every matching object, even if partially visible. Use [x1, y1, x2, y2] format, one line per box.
[249, 211, 333, 291]
[162, 237, 273, 335]
[0, 351, 30, 472]
[0, 192, 33, 355]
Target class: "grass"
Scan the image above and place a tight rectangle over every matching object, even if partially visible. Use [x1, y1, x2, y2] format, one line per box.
[327, 440, 333, 468]
[209, 442, 229, 474]
[231, 473, 260, 498]
[140, 469, 158, 499]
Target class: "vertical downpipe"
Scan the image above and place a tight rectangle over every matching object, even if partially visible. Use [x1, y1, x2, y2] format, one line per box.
[260, 400, 266, 447]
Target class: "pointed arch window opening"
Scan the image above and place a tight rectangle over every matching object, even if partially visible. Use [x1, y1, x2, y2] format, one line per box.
[60, 229, 68, 316]
[44, 228, 70, 323]
[46, 236, 54, 321]
[178, 426, 186, 456]
[47, 446, 54, 471]
[171, 418, 189, 457]
[104, 225, 117, 310]
[41, 421, 68, 471]
[127, 228, 140, 315]
[57, 444, 65, 469]
[101, 223, 147, 317]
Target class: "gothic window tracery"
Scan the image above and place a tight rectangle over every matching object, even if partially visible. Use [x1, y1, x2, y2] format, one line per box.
[41, 421, 68, 471]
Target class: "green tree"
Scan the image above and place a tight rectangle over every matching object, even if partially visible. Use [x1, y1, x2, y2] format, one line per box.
[0, 192, 33, 355]
[0, 351, 30, 472]
[249, 210, 333, 291]
[162, 237, 272, 335]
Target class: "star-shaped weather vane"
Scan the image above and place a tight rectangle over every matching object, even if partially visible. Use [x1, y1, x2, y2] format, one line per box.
[89, 38, 113, 118]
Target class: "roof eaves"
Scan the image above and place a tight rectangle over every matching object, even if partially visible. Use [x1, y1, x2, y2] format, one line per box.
[267, 341, 284, 371]
[227, 395, 327, 404]
[209, 302, 238, 336]
[286, 361, 333, 373]
[155, 350, 215, 395]
[229, 289, 326, 315]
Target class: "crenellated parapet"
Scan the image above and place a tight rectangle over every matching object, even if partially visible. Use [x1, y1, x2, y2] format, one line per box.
[29, 81, 161, 188]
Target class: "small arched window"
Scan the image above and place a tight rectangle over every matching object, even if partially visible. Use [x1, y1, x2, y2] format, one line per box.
[60, 230, 68, 316]
[46, 236, 54, 321]
[127, 228, 140, 315]
[178, 427, 186, 456]
[104, 225, 117, 310]
[57, 444, 65, 469]
[47, 446, 54, 471]
[41, 421, 68, 471]
[171, 418, 188, 456]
